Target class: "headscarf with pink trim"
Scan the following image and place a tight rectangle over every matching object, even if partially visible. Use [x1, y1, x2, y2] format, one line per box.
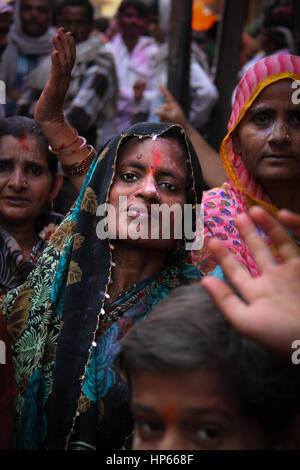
[220, 53, 300, 215]
[190, 53, 300, 277]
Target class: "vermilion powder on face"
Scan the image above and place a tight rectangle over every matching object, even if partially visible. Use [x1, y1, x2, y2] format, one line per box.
[19, 133, 29, 151]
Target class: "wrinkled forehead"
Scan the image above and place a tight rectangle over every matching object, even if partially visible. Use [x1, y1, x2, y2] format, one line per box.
[0, 132, 38, 147]
[229, 75, 300, 137]
[0, 133, 52, 168]
[250, 77, 296, 105]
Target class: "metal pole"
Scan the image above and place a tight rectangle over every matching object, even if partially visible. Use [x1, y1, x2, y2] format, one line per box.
[208, 0, 249, 150]
[167, 0, 193, 116]
[293, 0, 300, 54]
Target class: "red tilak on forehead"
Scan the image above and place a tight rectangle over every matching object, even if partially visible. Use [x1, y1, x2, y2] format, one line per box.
[19, 133, 29, 151]
[151, 141, 162, 169]
[161, 404, 178, 424]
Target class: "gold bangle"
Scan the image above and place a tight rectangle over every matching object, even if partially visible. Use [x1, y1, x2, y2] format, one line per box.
[62, 145, 97, 177]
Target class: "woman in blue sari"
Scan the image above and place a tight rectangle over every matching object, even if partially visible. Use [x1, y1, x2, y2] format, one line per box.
[3, 118, 210, 450]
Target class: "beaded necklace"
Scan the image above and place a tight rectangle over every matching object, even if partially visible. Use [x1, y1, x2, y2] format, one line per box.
[102, 265, 181, 323]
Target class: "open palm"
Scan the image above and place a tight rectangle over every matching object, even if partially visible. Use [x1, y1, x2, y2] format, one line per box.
[202, 206, 300, 356]
[34, 28, 76, 127]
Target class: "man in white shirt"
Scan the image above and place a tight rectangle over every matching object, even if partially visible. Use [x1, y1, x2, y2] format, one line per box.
[107, 0, 160, 133]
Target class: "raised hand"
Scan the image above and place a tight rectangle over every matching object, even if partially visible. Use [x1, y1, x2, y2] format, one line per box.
[155, 84, 189, 128]
[34, 28, 91, 193]
[201, 206, 300, 356]
[34, 27, 76, 130]
[133, 79, 146, 102]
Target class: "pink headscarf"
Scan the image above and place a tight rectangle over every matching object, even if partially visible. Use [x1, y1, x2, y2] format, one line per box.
[220, 53, 300, 215]
[191, 54, 300, 276]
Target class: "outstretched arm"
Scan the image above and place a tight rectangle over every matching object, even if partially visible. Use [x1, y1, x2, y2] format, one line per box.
[201, 206, 300, 357]
[34, 28, 92, 193]
[155, 84, 226, 188]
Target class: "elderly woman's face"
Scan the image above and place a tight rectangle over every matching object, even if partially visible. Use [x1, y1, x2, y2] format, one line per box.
[0, 134, 54, 226]
[107, 136, 188, 249]
[233, 79, 300, 185]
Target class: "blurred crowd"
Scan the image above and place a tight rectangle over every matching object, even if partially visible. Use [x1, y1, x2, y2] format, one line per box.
[0, 0, 297, 151]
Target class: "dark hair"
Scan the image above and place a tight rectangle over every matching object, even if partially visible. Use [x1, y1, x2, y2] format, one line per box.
[120, 283, 300, 446]
[0, 116, 58, 179]
[118, 0, 149, 18]
[57, 0, 94, 22]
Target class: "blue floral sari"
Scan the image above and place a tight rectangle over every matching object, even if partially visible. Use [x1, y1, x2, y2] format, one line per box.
[3, 122, 214, 450]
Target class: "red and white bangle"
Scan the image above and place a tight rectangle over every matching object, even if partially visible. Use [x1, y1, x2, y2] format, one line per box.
[48, 128, 79, 154]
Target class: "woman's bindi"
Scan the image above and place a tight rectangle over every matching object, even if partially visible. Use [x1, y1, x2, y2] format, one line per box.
[136, 153, 143, 159]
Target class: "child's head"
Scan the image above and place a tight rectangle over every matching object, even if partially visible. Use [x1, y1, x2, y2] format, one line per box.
[119, 283, 300, 450]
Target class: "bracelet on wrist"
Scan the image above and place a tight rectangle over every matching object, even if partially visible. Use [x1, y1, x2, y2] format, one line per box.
[62, 145, 97, 177]
[49, 136, 87, 156]
[48, 128, 79, 154]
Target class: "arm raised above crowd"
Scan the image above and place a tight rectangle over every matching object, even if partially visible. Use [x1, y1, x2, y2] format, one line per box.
[34, 28, 93, 193]
[201, 206, 300, 357]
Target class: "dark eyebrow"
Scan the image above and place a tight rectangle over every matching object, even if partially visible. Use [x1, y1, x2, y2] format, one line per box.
[132, 403, 233, 424]
[118, 160, 184, 181]
[0, 156, 44, 167]
[118, 161, 145, 171]
[24, 160, 43, 167]
[184, 407, 232, 421]
[132, 403, 162, 419]
[246, 106, 273, 116]
[248, 102, 300, 117]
